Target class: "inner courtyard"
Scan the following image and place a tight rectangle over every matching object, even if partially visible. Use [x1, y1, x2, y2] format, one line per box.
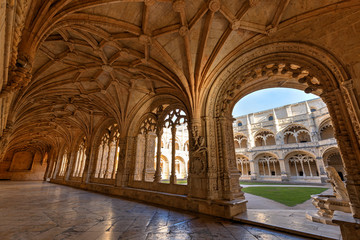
[1, 0, 360, 239]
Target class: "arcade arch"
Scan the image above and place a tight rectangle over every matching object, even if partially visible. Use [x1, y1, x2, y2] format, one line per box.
[255, 153, 281, 177]
[286, 151, 319, 179]
[283, 125, 311, 144]
[254, 130, 276, 147]
[319, 118, 335, 140]
[323, 147, 346, 181]
[236, 154, 250, 178]
[205, 42, 360, 217]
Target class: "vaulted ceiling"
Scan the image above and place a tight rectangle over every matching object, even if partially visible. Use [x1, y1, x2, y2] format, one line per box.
[1, 0, 360, 156]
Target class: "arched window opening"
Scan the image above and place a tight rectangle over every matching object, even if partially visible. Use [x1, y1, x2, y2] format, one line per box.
[184, 141, 189, 151]
[236, 155, 250, 179]
[254, 130, 275, 147]
[234, 134, 248, 149]
[319, 119, 334, 140]
[288, 153, 318, 178]
[284, 125, 311, 144]
[72, 137, 86, 178]
[323, 148, 346, 181]
[256, 154, 280, 177]
[237, 121, 242, 126]
[134, 106, 189, 186]
[161, 108, 188, 185]
[268, 115, 274, 121]
[310, 108, 317, 112]
[94, 124, 120, 182]
[58, 149, 68, 177]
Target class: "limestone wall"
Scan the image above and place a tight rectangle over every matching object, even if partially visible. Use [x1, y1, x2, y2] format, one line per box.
[0, 150, 47, 180]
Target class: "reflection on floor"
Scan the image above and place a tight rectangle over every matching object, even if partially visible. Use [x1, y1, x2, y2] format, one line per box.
[0, 181, 309, 240]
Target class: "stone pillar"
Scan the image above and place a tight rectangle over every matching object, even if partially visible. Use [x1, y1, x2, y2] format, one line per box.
[143, 132, 156, 181]
[246, 114, 255, 147]
[43, 150, 55, 181]
[278, 158, 289, 181]
[134, 135, 145, 181]
[154, 129, 163, 182]
[170, 126, 177, 184]
[322, 90, 360, 218]
[64, 151, 74, 181]
[188, 118, 208, 199]
[52, 149, 63, 179]
[81, 147, 92, 183]
[249, 157, 258, 180]
[316, 157, 327, 183]
[306, 101, 318, 142]
[218, 116, 243, 200]
[332, 212, 360, 240]
[115, 137, 135, 187]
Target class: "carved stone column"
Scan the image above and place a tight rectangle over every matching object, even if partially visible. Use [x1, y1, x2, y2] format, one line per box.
[218, 116, 244, 200]
[52, 150, 63, 179]
[170, 126, 177, 184]
[249, 157, 258, 180]
[278, 158, 289, 181]
[154, 129, 163, 182]
[64, 151, 74, 181]
[322, 90, 360, 218]
[134, 135, 145, 181]
[81, 147, 92, 183]
[43, 150, 55, 181]
[142, 133, 156, 181]
[115, 137, 135, 187]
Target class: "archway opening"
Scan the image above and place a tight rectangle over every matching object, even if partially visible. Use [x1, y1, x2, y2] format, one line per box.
[231, 87, 342, 209]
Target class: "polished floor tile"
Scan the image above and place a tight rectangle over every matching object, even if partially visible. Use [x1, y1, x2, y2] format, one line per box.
[0, 181, 309, 240]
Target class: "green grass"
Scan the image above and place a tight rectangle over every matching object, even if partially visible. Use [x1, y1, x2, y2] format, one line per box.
[160, 179, 187, 184]
[242, 187, 328, 206]
[240, 181, 290, 185]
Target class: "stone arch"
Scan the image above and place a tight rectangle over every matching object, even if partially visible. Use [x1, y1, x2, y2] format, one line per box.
[323, 147, 346, 181]
[253, 129, 276, 147]
[319, 118, 334, 140]
[285, 150, 318, 178]
[254, 152, 281, 177]
[126, 94, 190, 193]
[71, 136, 87, 179]
[160, 155, 170, 180]
[283, 124, 311, 144]
[234, 133, 248, 149]
[235, 154, 250, 175]
[175, 156, 186, 179]
[92, 122, 120, 182]
[203, 42, 360, 215]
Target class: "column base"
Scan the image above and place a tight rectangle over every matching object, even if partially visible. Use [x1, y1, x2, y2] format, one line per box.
[281, 174, 289, 181]
[332, 212, 360, 240]
[187, 197, 247, 219]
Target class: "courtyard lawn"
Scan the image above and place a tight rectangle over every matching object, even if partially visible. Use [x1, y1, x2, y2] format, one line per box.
[242, 187, 328, 206]
[240, 181, 294, 185]
[160, 179, 187, 184]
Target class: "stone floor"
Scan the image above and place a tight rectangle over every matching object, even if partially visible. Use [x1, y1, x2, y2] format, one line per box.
[0, 181, 311, 240]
